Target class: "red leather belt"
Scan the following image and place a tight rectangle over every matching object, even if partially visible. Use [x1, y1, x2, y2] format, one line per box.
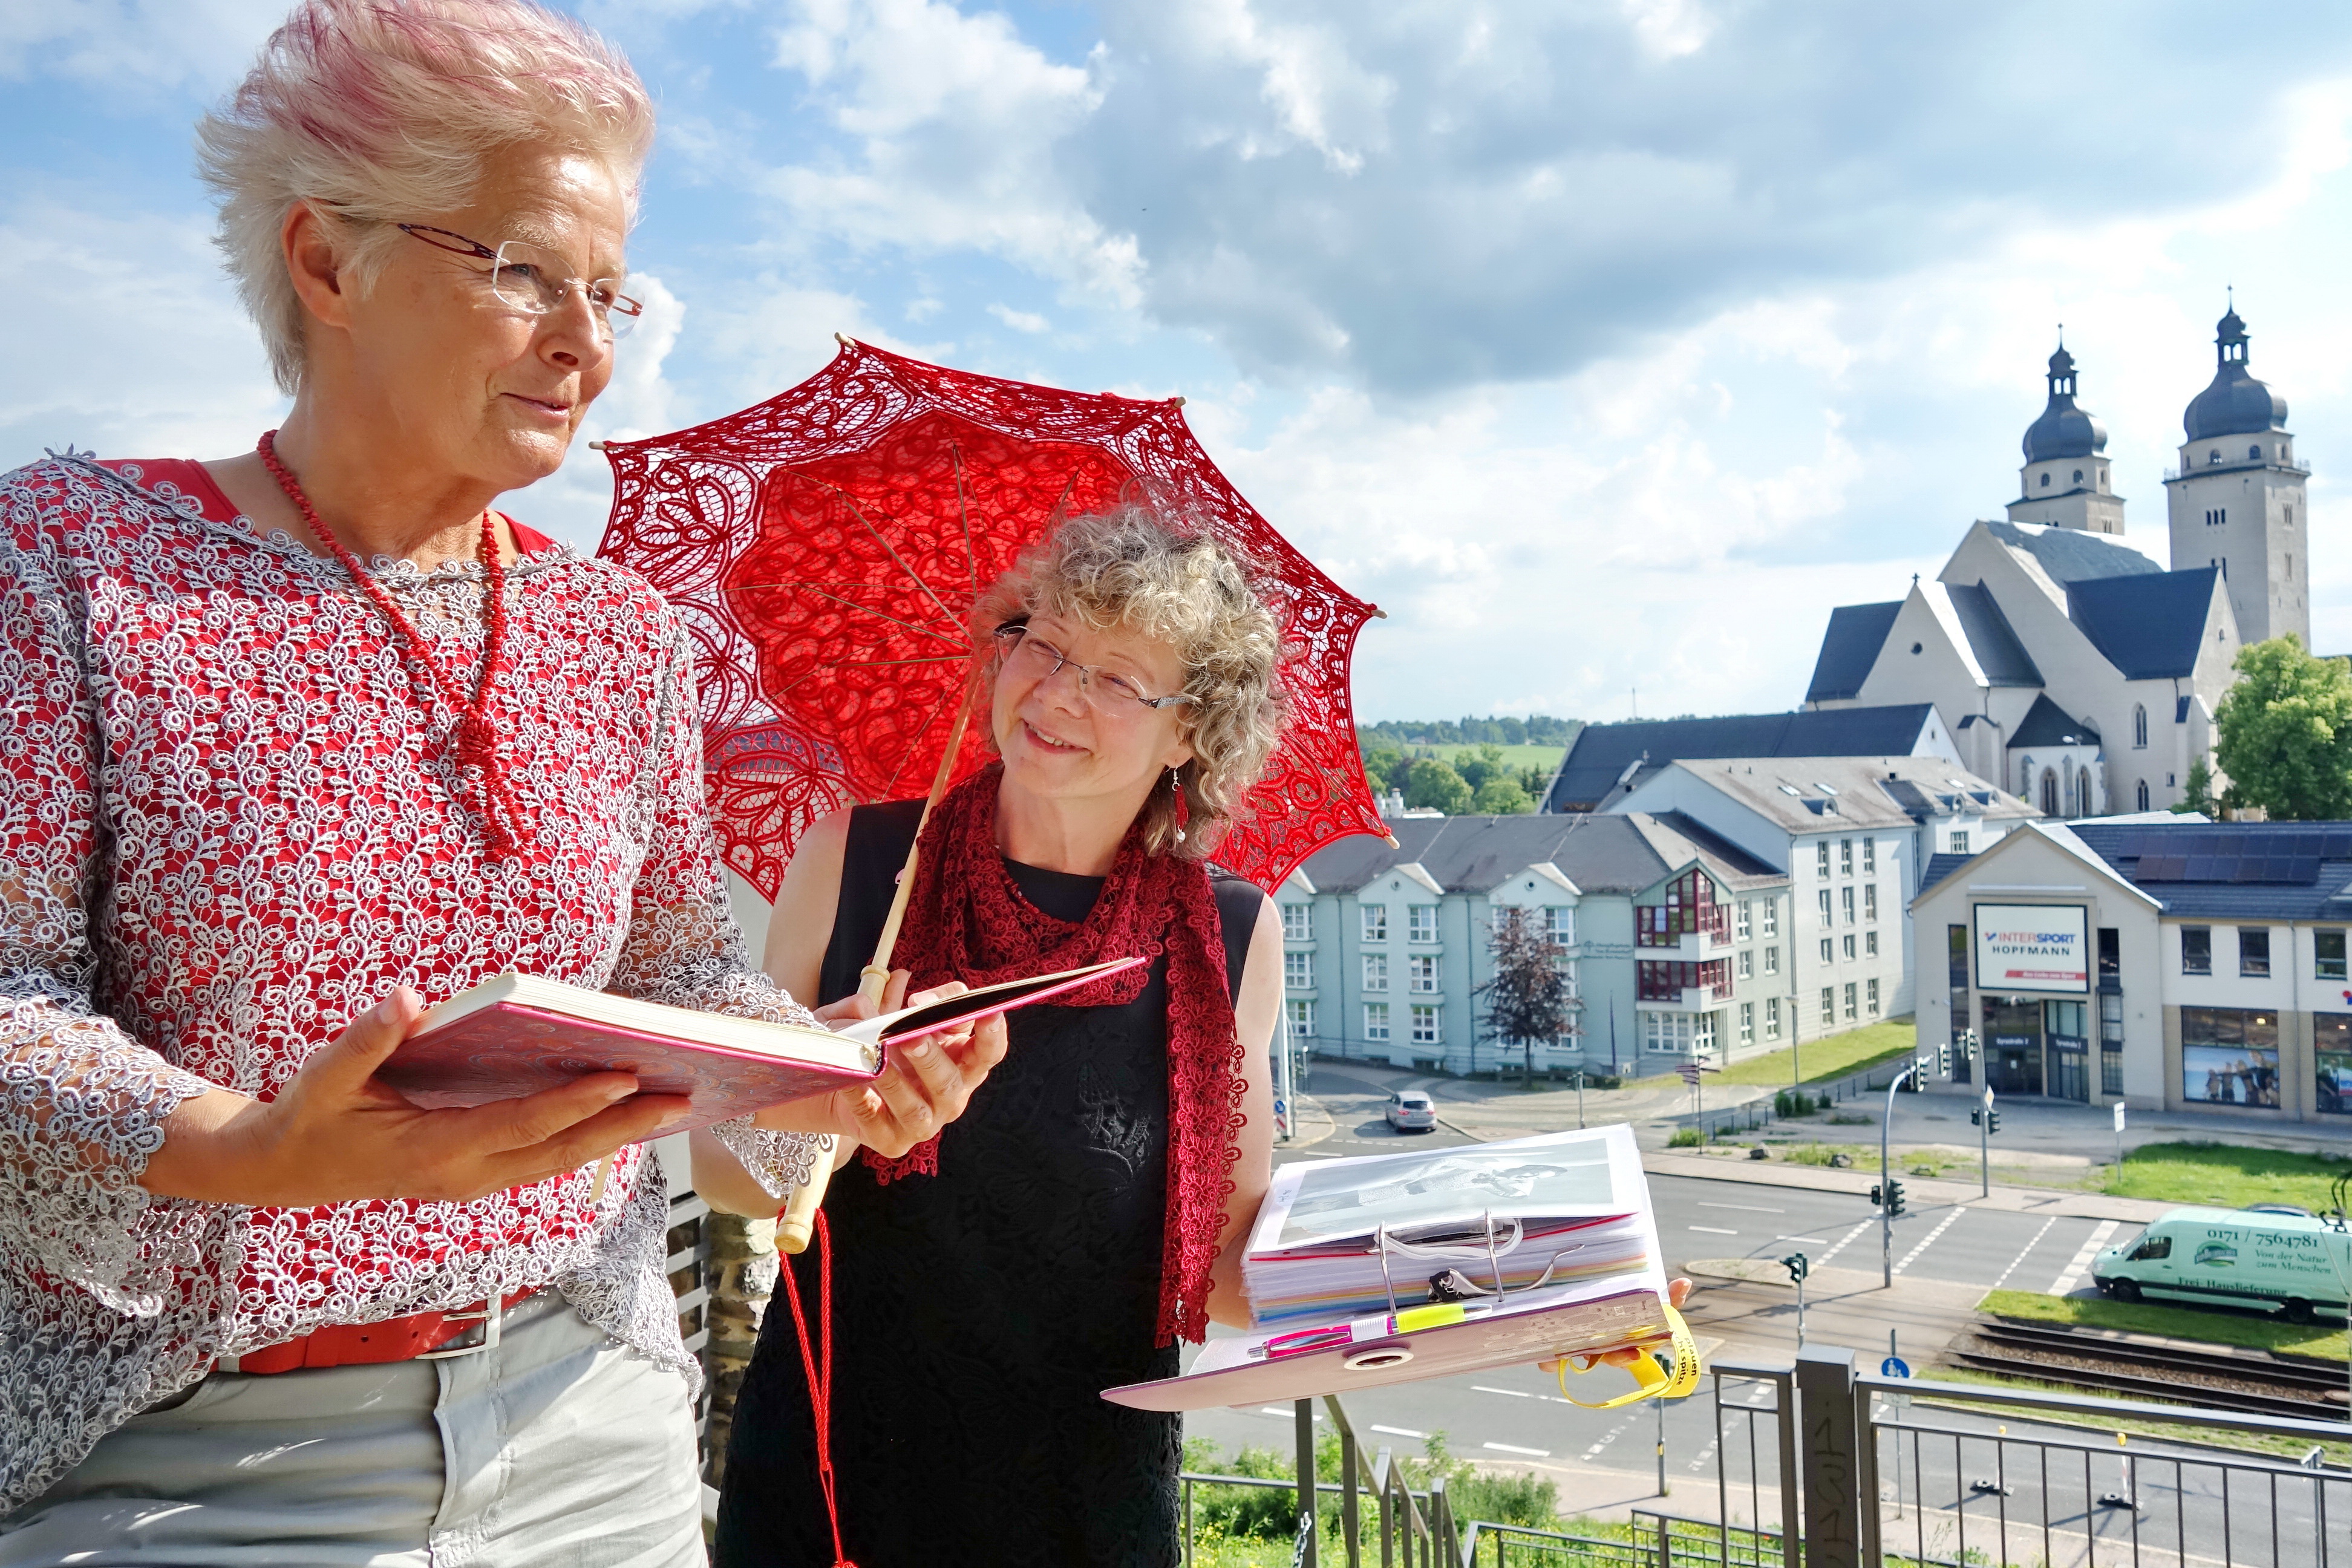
[221, 1287, 543, 1375]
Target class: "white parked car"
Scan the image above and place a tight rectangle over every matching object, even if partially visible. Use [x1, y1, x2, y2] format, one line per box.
[1385, 1091, 1436, 1132]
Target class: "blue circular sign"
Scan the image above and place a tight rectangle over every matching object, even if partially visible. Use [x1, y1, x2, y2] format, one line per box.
[1881, 1356, 1912, 1379]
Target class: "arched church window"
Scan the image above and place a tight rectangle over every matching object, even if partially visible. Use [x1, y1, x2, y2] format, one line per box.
[2040, 473, 2051, 488]
[2073, 469, 2083, 483]
[2040, 769, 2059, 817]
[2209, 450, 2222, 465]
[2079, 766, 2092, 816]
[2250, 445, 2263, 460]
[2133, 704, 2147, 748]
[2136, 780, 2150, 812]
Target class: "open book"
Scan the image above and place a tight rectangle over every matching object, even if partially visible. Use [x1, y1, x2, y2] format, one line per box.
[1103, 1125, 1680, 1412]
[374, 956, 1146, 1135]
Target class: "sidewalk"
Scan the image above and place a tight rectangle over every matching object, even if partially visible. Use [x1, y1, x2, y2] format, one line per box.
[1642, 1151, 2179, 1223]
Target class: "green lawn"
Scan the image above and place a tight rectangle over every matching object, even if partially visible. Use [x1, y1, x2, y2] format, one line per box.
[1979, 1287, 2347, 1361]
[1712, 1018, 1919, 1086]
[2097, 1140, 2352, 1210]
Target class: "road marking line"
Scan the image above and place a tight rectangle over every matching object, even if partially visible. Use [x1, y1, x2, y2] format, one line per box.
[2047, 1219, 2119, 1296]
[1688, 1225, 1740, 1235]
[1815, 1218, 1875, 1263]
[1990, 1217, 2057, 1292]
[1700, 1203, 1786, 1213]
[1371, 1424, 1426, 1439]
[1485, 1442, 1551, 1457]
[1775, 1235, 1831, 1245]
[1473, 1386, 1533, 1398]
[1893, 1205, 1967, 1275]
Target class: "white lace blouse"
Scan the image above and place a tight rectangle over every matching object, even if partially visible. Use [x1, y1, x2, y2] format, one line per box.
[0, 454, 821, 1510]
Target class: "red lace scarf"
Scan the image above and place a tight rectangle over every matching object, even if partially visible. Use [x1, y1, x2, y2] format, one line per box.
[860, 763, 1245, 1345]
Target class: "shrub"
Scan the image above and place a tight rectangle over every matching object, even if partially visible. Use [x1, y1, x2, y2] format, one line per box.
[1668, 1128, 1704, 1148]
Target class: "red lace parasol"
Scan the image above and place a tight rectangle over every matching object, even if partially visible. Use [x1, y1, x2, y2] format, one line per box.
[596, 338, 1388, 898]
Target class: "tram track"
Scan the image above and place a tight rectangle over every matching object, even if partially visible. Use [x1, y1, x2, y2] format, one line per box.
[1941, 1321, 2351, 1423]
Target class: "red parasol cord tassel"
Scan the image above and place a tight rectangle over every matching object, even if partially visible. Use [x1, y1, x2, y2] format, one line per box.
[774, 1207, 857, 1568]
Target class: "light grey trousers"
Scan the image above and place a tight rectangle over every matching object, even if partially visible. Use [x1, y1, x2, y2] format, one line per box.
[0, 1291, 705, 1567]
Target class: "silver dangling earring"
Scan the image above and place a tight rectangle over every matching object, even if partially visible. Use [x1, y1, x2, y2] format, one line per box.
[1169, 765, 1187, 843]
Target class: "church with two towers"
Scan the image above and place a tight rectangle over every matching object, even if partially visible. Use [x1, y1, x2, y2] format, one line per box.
[1803, 306, 2311, 818]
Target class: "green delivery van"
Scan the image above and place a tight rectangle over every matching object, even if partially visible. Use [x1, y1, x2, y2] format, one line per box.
[2091, 1206, 2352, 1322]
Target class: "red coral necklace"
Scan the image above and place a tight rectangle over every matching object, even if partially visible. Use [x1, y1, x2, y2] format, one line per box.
[256, 428, 523, 858]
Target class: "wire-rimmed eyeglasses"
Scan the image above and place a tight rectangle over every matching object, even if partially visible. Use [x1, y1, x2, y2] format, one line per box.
[992, 622, 1191, 714]
[397, 223, 643, 339]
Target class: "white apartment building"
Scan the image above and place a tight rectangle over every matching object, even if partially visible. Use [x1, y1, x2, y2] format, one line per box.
[1612, 756, 2037, 1030]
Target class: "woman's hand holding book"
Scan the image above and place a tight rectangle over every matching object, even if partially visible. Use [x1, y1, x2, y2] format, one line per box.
[750, 971, 1009, 1159]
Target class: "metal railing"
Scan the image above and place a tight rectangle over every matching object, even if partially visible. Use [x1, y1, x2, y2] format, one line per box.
[1181, 1348, 2351, 1568]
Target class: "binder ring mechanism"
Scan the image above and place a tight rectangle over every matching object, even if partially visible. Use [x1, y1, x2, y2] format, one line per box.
[1359, 1212, 1699, 1408]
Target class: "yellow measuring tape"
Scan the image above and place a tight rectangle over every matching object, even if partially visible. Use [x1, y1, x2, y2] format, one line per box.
[1552, 1304, 1702, 1409]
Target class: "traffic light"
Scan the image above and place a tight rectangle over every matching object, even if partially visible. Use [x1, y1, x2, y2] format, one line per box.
[1868, 1183, 1883, 1208]
[1970, 1106, 1983, 1127]
[1886, 1180, 1908, 1217]
[1936, 1042, 1952, 1077]
[1987, 1108, 2002, 1135]
[1780, 1253, 1809, 1284]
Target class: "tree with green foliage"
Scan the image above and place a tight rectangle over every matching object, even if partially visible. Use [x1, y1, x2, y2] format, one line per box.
[1403, 757, 1474, 814]
[2213, 636, 2352, 820]
[1455, 742, 1508, 792]
[1361, 743, 1408, 797]
[1472, 775, 1535, 813]
[2172, 757, 2218, 817]
[1476, 907, 1573, 1083]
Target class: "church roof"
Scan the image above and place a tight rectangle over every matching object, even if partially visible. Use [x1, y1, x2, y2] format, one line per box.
[1544, 705, 1939, 812]
[1803, 601, 1901, 703]
[2008, 693, 2097, 750]
[1982, 519, 2161, 586]
[2184, 307, 2288, 441]
[2021, 345, 2108, 462]
[1944, 583, 2043, 687]
[2065, 568, 2220, 680]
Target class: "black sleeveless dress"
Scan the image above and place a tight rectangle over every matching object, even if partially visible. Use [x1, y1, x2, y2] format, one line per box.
[714, 800, 1263, 1568]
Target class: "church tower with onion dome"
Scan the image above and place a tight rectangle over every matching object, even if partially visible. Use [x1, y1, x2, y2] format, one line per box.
[2164, 302, 2308, 647]
[2005, 339, 2126, 535]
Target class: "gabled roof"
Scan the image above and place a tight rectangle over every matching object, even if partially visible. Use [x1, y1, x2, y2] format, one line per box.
[2008, 693, 2097, 750]
[1292, 813, 1785, 899]
[1805, 601, 1901, 703]
[1545, 705, 1939, 813]
[2066, 569, 2219, 680]
[1907, 820, 2161, 914]
[1628, 756, 2035, 837]
[1918, 851, 1973, 897]
[1944, 583, 2043, 687]
[1983, 519, 2162, 585]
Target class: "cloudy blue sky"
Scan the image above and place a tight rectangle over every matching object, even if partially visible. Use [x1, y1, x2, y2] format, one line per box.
[8, 0, 2352, 724]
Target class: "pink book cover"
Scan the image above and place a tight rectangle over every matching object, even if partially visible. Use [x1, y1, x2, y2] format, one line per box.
[374, 956, 1148, 1137]
[374, 1001, 872, 1137]
[1101, 1282, 1674, 1413]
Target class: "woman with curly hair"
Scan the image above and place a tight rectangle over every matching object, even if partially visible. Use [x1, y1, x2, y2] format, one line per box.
[703, 506, 1288, 1567]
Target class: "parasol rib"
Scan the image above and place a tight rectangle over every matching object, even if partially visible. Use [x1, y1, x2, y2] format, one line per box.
[722, 581, 967, 647]
[776, 469, 968, 637]
[777, 671, 982, 1256]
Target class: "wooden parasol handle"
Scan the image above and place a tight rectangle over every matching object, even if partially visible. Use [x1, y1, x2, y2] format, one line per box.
[777, 676, 981, 1254]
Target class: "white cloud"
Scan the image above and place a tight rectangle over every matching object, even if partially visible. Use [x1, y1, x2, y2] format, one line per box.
[0, 201, 283, 466]
[0, 0, 279, 88]
[757, 0, 1142, 305]
[987, 302, 1050, 334]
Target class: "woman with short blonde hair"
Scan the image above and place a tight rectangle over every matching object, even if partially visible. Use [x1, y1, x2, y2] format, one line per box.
[702, 505, 1289, 1567]
[0, 2, 998, 1560]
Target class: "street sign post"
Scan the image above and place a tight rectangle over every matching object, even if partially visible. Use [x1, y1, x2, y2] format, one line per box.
[1782, 1253, 1810, 1346]
[2112, 1099, 2127, 1174]
[1879, 1058, 1925, 1287]
[1977, 1086, 1995, 1197]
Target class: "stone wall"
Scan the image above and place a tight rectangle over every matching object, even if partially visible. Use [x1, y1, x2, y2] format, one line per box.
[701, 1211, 779, 1486]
